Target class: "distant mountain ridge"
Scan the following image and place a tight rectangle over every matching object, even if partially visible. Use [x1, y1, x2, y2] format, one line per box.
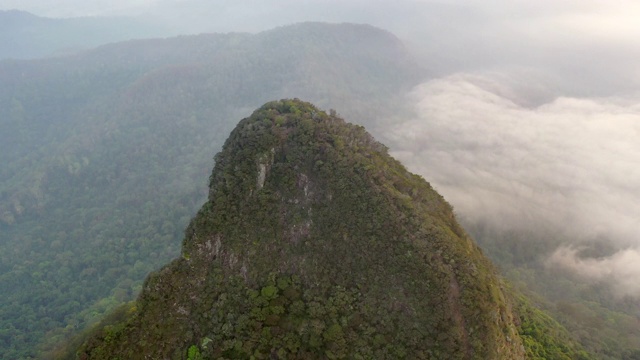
[0, 22, 421, 228]
[0, 10, 168, 59]
[0, 9, 43, 26]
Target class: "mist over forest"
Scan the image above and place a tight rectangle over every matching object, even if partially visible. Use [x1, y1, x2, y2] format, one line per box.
[389, 72, 640, 297]
[1, 0, 639, 359]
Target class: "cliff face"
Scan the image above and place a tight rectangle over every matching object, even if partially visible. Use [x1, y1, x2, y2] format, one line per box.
[77, 99, 525, 359]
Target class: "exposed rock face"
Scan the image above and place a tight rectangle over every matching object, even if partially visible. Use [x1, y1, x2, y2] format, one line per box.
[77, 100, 526, 359]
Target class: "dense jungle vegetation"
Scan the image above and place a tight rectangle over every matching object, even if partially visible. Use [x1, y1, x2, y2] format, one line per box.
[71, 100, 587, 359]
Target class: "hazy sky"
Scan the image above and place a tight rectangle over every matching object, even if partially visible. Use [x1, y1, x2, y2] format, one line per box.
[0, 0, 156, 17]
[4, 0, 640, 294]
[3, 0, 639, 94]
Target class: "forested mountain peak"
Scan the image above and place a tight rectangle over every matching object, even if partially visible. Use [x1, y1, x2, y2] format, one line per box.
[1, 24, 588, 359]
[0, 22, 425, 359]
[74, 99, 528, 359]
[0, 21, 421, 229]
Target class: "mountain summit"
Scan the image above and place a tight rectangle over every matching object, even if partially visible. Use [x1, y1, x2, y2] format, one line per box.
[0, 23, 424, 358]
[77, 99, 526, 359]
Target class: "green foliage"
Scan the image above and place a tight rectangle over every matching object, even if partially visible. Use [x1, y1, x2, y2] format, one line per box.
[187, 344, 202, 360]
[514, 294, 592, 360]
[75, 100, 532, 359]
[260, 285, 279, 300]
[0, 24, 422, 358]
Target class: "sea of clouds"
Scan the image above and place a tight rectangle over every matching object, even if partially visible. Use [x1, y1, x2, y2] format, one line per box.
[386, 72, 640, 296]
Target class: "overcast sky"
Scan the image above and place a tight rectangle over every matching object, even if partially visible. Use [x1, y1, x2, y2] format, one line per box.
[4, 0, 640, 295]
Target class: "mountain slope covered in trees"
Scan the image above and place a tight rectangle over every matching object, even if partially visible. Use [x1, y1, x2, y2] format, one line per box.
[0, 23, 422, 358]
[71, 99, 587, 359]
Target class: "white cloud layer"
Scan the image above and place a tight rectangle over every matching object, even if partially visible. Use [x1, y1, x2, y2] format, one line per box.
[386, 73, 640, 294]
[548, 246, 640, 297]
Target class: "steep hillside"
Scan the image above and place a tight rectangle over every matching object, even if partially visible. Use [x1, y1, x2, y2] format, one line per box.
[75, 99, 527, 359]
[468, 224, 640, 360]
[0, 23, 423, 358]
